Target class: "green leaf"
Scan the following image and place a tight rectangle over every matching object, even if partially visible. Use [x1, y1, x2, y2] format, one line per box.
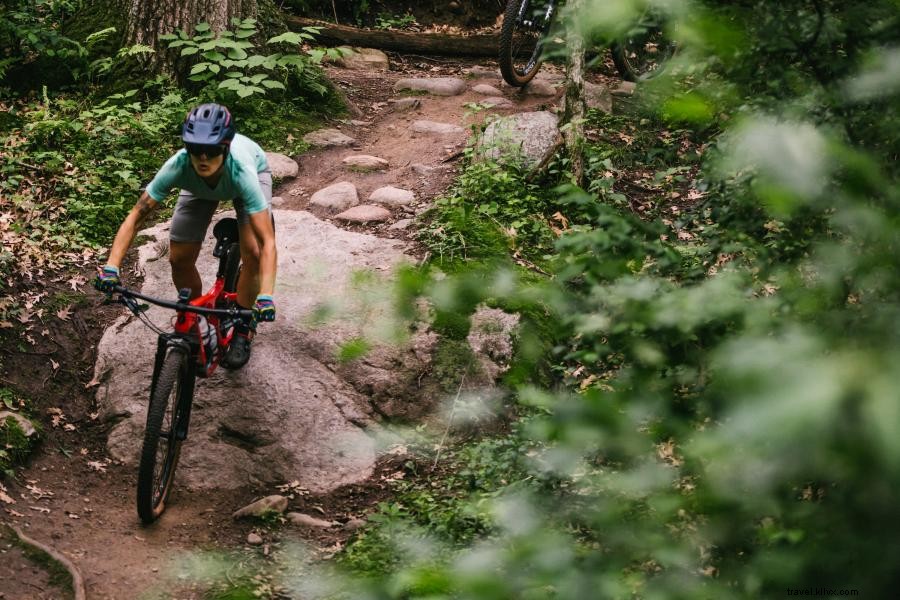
[189, 62, 210, 75]
[237, 87, 255, 98]
[194, 22, 211, 33]
[180, 46, 200, 56]
[249, 73, 268, 84]
[209, 64, 220, 74]
[199, 40, 218, 51]
[166, 40, 190, 48]
[235, 29, 256, 39]
[202, 51, 226, 61]
[246, 55, 269, 68]
[225, 71, 243, 78]
[227, 48, 248, 60]
[267, 32, 304, 45]
[218, 79, 241, 89]
[306, 49, 325, 63]
[261, 80, 285, 90]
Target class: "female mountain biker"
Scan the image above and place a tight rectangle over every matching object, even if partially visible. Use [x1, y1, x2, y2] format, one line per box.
[93, 103, 277, 369]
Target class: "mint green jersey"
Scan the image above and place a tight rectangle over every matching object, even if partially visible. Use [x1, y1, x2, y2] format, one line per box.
[146, 134, 270, 213]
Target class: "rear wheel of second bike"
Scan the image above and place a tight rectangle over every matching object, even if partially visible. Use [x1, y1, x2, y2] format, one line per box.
[611, 15, 675, 82]
[499, 0, 554, 87]
[136, 347, 190, 524]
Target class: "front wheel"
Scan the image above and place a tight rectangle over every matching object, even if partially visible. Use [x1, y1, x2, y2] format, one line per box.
[499, 0, 553, 87]
[136, 347, 190, 524]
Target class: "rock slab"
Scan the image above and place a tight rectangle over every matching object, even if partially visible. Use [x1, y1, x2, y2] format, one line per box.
[265, 152, 298, 180]
[310, 181, 359, 213]
[287, 512, 335, 528]
[233, 495, 289, 519]
[472, 83, 503, 96]
[394, 78, 467, 96]
[336, 47, 389, 71]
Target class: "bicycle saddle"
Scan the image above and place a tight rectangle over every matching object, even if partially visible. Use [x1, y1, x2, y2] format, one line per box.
[212, 217, 239, 257]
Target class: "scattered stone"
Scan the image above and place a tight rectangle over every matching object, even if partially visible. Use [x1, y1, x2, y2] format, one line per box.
[270, 196, 284, 207]
[0, 411, 36, 437]
[480, 96, 513, 108]
[411, 163, 442, 176]
[335, 47, 389, 71]
[478, 111, 561, 169]
[521, 79, 557, 97]
[370, 186, 415, 208]
[265, 152, 298, 180]
[389, 218, 414, 231]
[303, 128, 356, 148]
[464, 65, 499, 79]
[389, 97, 421, 111]
[585, 81, 613, 113]
[247, 532, 263, 546]
[309, 181, 359, 213]
[394, 77, 467, 96]
[342, 155, 389, 171]
[472, 83, 503, 96]
[411, 120, 465, 135]
[334, 205, 392, 223]
[350, 120, 372, 126]
[344, 518, 367, 531]
[612, 81, 637, 96]
[286, 512, 335, 528]
[232, 495, 289, 519]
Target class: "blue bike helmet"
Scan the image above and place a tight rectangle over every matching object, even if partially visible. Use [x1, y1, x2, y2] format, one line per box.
[182, 103, 235, 146]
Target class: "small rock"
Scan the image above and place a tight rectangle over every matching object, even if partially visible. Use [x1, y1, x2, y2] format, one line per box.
[350, 120, 371, 126]
[344, 518, 367, 531]
[472, 83, 503, 96]
[521, 80, 557, 97]
[0, 411, 36, 437]
[309, 181, 359, 213]
[480, 96, 513, 108]
[411, 163, 440, 176]
[232, 495, 288, 519]
[411, 120, 465, 135]
[342, 155, 389, 171]
[389, 218, 414, 231]
[247, 532, 264, 546]
[612, 81, 637, 96]
[394, 77, 467, 96]
[334, 205, 392, 223]
[286, 512, 335, 528]
[585, 81, 613, 114]
[389, 97, 421, 111]
[270, 196, 284, 207]
[265, 152, 298, 180]
[370, 186, 415, 207]
[303, 128, 357, 147]
[478, 111, 561, 169]
[335, 47, 389, 71]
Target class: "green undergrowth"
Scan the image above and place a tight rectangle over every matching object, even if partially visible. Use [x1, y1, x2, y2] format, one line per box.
[1, 387, 38, 479]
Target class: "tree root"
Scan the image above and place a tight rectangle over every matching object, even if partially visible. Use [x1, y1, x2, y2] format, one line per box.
[3, 523, 87, 600]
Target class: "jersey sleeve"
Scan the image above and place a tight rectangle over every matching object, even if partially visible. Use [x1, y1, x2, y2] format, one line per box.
[145, 152, 186, 202]
[235, 167, 268, 214]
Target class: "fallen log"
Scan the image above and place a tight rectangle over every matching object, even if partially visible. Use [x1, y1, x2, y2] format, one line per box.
[286, 16, 504, 57]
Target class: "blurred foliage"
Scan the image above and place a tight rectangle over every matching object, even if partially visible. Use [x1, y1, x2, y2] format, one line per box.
[320, 0, 900, 598]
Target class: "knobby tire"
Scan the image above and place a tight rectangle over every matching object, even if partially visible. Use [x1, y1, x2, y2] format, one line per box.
[499, 0, 550, 87]
[136, 347, 189, 524]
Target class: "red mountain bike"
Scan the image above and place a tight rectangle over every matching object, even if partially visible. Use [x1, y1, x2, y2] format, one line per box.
[109, 217, 253, 524]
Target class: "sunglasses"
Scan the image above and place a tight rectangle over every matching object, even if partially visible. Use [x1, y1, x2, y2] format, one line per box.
[185, 143, 226, 157]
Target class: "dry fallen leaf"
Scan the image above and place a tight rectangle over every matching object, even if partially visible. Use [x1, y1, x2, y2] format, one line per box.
[0, 485, 15, 505]
[87, 460, 107, 473]
[57, 305, 73, 320]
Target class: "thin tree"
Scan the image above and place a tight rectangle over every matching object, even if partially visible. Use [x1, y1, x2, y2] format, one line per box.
[562, 0, 587, 187]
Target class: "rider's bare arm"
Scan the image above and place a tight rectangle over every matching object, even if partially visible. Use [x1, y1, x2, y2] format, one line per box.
[248, 210, 277, 296]
[106, 191, 159, 268]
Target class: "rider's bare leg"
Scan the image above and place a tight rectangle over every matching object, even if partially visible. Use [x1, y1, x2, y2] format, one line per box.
[236, 221, 261, 308]
[169, 241, 203, 299]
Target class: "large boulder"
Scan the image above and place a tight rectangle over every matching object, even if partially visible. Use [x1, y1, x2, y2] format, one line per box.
[92, 211, 518, 492]
[265, 152, 298, 180]
[335, 47, 389, 71]
[477, 111, 561, 169]
[309, 181, 359, 213]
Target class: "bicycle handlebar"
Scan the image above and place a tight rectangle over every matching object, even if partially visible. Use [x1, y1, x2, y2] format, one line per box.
[113, 285, 255, 320]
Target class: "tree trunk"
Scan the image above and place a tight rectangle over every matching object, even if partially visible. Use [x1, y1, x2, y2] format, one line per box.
[122, 0, 258, 68]
[562, 0, 587, 187]
[285, 15, 507, 57]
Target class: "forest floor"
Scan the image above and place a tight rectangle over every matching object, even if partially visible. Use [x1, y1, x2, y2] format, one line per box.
[0, 52, 626, 599]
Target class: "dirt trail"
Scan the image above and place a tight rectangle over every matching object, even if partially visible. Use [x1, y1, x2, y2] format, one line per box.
[0, 56, 603, 599]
